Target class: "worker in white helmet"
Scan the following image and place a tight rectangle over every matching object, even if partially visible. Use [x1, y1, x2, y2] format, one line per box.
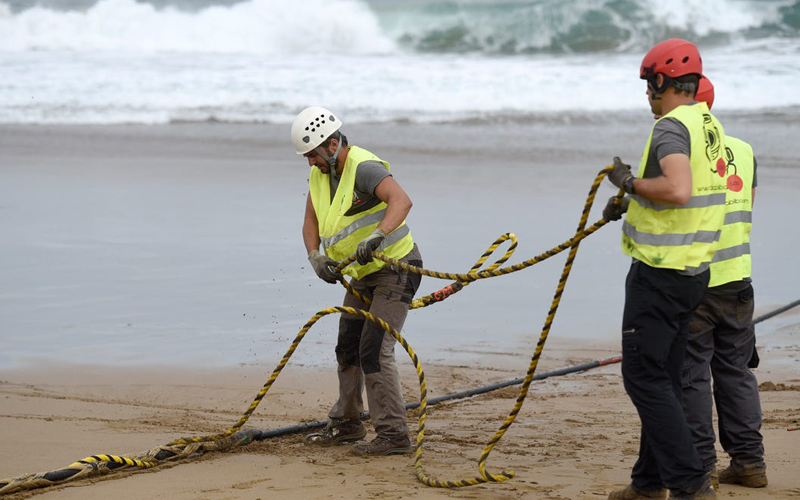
[291, 107, 422, 456]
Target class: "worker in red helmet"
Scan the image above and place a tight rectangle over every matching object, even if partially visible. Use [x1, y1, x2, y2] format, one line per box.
[603, 39, 727, 500]
[694, 76, 715, 110]
[681, 77, 767, 490]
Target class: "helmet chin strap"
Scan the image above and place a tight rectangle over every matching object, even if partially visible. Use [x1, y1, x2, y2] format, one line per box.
[315, 139, 343, 174]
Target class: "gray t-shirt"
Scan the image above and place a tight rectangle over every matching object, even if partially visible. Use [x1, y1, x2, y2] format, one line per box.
[329, 159, 391, 216]
[643, 117, 690, 178]
[752, 157, 758, 188]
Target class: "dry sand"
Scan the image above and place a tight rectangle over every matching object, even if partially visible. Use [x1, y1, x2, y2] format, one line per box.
[0, 336, 798, 500]
[1, 121, 799, 499]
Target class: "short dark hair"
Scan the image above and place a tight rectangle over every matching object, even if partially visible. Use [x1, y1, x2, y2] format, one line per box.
[673, 74, 700, 97]
[321, 131, 348, 149]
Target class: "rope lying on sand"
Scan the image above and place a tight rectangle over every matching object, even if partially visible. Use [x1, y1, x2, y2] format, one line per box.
[0, 429, 261, 495]
[0, 165, 616, 494]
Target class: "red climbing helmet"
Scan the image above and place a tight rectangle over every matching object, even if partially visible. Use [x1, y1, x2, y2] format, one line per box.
[640, 38, 703, 80]
[695, 75, 715, 109]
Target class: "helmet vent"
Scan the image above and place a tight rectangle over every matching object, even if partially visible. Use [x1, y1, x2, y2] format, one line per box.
[666, 58, 673, 65]
[682, 56, 689, 63]
[291, 107, 342, 155]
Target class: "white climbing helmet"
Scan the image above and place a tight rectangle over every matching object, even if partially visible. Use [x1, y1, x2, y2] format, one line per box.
[291, 107, 342, 155]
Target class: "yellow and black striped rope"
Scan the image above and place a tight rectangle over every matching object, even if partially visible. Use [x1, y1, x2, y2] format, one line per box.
[0, 430, 258, 495]
[413, 165, 618, 487]
[468, 165, 616, 485]
[71, 454, 156, 469]
[0, 167, 620, 495]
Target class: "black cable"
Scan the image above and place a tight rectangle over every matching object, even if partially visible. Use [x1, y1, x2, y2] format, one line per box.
[255, 298, 800, 442]
[256, 356, 622, 440]
[753, 298, 800, 324]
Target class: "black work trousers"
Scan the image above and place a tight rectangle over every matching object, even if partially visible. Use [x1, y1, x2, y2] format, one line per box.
[682, 281, 764, 470]
[621, 261, 708, 496]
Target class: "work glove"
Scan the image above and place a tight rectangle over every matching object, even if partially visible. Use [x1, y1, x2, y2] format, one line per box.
[355, 228, 387, 265]
[602, 196, 630, 222]
[607, 156, 634, 191]
[308, 250, 342, 284]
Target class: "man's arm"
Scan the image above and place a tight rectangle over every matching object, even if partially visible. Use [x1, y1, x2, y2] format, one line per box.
[303, 193, 321, 254]
[373, 176, 413, 233]
[631, 153, 693, 205]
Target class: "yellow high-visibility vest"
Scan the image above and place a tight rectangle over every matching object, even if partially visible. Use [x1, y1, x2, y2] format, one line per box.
[622, 102, 727, 273]
[309, 146, 414, 280]
[709, 135, 754, 287]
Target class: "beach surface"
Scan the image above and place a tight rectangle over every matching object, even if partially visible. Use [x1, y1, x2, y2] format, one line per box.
[1, 120, 799, 499]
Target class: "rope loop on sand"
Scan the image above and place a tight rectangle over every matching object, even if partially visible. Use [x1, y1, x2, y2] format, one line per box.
[0, 166, 618, 495]
[0, 429, 261, 495]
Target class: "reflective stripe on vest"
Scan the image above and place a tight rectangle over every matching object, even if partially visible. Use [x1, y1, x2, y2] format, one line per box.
[622, 221, 720, 247]
[631, 192, 726, 211]
[622, 102, 727, 273]
[322, 208, 387, 249]
[712, 242, 750, 263]
[708, 135, 754, 287]
[724, 210, 751, 225]
[308, 146, 414, 280]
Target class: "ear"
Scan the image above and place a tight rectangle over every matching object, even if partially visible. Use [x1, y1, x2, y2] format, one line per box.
[656, 74, 665, 88]
[327, 138, 338, 151]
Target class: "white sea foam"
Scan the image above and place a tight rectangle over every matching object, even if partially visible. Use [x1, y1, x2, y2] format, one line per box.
[0, 0, 797, 124]
[642, 0, 782, 36]
[0, 0, 396, 53]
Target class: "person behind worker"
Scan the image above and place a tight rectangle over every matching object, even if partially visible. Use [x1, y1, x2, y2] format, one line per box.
[603, 39, 727, 500]
[291, 107, 422, 456]
[678, 77, 767, 489]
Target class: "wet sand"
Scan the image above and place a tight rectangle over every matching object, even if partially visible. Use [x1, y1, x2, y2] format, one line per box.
[1, 120, 799, 498]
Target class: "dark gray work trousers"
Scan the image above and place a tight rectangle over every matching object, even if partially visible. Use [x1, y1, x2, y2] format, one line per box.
[329, 245, 422, 440]
[621, 261, 709, 496]
[682, 281, 764, 470]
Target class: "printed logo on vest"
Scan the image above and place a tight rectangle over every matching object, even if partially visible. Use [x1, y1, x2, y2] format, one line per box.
[723, 146, 743, 193]
[702, 113, 722, 163]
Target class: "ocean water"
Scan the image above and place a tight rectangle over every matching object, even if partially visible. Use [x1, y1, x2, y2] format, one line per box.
[1, 1, 799, 372]
[2, 118, 799, 372]
[1, 0, 799, 124]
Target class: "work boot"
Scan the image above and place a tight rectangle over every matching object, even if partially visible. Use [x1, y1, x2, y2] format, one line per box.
[352, 435, 412, 456]
[708, 469, 719, 492]
[718, 461, 768, 488]
[607, 484, 667, 499]
[305, 418, 366, 446]
[668, 478, 717, 499]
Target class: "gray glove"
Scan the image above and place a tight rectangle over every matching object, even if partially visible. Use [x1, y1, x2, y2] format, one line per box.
[356, 228, 386, 265]
[308, 250, 342, 284]
[608, 156, 633, 190]
[603, 196, 630, 221]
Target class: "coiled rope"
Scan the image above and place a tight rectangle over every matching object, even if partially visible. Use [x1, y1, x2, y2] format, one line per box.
[0, 166, 618, 495]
